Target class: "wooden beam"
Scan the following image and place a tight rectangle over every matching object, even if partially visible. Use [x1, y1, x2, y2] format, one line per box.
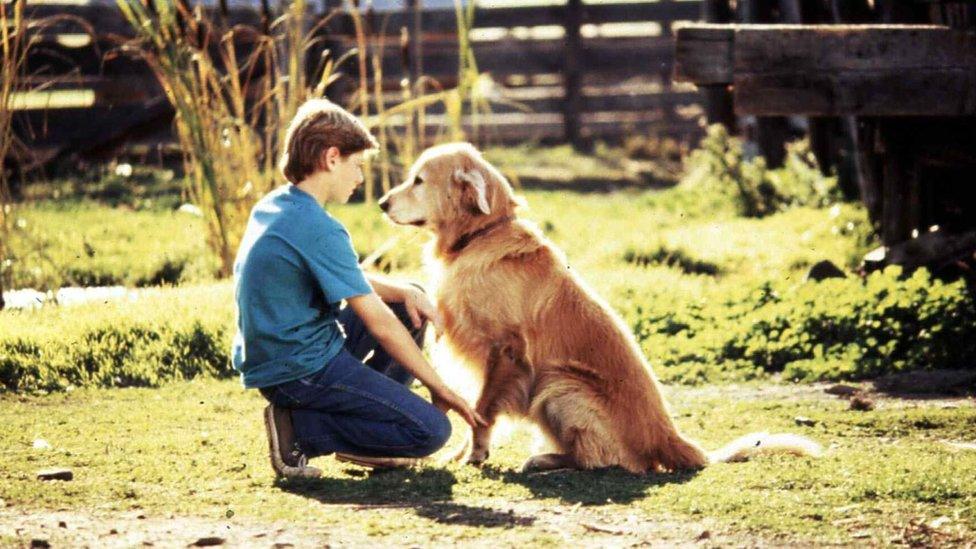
[674, 23, 976, 116]
[674, 24, 733, 84]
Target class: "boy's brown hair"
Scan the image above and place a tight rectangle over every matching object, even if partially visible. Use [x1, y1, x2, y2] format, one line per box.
[278, 99, 379, 184]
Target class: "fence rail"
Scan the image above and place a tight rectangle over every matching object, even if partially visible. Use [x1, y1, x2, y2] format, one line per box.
[11, 0, 705, 168]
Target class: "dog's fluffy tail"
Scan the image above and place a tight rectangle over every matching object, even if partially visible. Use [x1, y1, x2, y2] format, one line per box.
[708, 432, 823, 464]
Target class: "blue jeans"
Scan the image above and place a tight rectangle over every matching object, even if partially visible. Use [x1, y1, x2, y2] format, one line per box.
[259, 301, 452, 459]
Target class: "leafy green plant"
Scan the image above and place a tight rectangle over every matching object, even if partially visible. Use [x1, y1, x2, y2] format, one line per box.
[683, 125, 843, 218]
[0, 285, 233, 393]
[633, 267, 976, 384]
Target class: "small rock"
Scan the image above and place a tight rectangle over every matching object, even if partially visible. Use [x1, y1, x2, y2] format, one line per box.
[794, 416, 817, 427]
[58, 521, 67, 528]
[189, 537, 226, 547]
[36, 468, 73, 481]
[695, 530, 711, 541]
[805, 260, 847, 282]
[825, 384, 860, 397]
[849, 395, 875, 411]
[32, 439, 52, 451]
[109, 528, 119, 535]
[581, 522, 626, 535]
[30, 540, 50, 549]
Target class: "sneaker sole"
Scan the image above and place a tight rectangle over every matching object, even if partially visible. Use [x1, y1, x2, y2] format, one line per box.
[335, 453, 423, 469]
[264, 405, 322, 479]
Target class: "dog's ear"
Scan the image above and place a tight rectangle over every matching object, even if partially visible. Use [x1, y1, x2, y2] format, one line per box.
[453, 168, 491, 215]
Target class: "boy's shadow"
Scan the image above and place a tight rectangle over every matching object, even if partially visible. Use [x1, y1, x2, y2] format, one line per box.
[275, 467, 537, 528]
[478, 464, 699, 505]
[277, 460, 698, 521]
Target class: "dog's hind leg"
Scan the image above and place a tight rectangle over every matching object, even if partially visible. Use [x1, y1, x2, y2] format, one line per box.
[530, 363, 636, 472]
[521, 452, 574, 473]
[465, 340, 533, 465]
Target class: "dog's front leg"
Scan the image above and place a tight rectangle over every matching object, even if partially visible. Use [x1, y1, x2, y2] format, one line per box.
[466, 342, 531, 466]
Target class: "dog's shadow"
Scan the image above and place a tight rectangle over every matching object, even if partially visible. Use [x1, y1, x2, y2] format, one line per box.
[275, 460, 697, 526]
[479, 463, 699, 505]
[275, 467, 537, 528]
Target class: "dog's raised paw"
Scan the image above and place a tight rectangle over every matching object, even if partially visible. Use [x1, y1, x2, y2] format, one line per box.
[465, 447, 489, 466]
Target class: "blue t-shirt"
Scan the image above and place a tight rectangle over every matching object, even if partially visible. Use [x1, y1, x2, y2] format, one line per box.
[231, 184, 373, 388]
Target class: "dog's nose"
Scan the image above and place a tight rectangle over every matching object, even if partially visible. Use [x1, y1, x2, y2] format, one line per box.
[378, 197, 390, 212]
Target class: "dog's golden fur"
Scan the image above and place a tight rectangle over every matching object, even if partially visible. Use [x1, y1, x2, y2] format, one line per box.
[379, 143, 821, 473]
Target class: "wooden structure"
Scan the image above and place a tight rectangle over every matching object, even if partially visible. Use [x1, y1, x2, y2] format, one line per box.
[9, 0, 706, 172]
[675, 0, 976, 256]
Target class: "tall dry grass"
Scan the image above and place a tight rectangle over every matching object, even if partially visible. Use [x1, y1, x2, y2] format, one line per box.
[0, 0, 28, 309]
[117, 0, 337, 277]
[356, 0, 494, 192]
[118, 0, 491, 277]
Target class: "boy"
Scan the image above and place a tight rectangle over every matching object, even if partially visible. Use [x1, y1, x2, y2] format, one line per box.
[232, 99, 483, 478]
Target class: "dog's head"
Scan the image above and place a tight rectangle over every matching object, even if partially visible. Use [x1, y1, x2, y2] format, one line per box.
[378, 143, 520, 233]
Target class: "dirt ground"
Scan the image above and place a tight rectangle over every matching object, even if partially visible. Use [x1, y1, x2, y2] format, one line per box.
[1, 500, 777, 548]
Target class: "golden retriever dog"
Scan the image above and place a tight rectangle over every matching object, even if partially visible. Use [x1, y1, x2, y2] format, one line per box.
[378, 143, 821, 473]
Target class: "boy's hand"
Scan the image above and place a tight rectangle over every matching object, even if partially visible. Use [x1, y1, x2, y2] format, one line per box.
[431, 386, 487, 428]
[403, 286, 443, 334]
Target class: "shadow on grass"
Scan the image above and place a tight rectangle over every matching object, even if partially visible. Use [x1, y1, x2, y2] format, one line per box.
[478, 464, 698, 505]
[275, 467, 457, 506]
[871, 369, 976, 400]
[414, 502, 536, 528]
[275, 467, 536, 528]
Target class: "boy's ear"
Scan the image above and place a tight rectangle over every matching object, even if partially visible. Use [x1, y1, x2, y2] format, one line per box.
[453, 168, 491, 215]
[320, 146, 341, 171]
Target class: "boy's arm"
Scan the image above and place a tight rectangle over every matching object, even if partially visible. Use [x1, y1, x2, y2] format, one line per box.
[364, 273, 440, 331]
[346, 292, 485, 428]
[363, 273, 412, 302]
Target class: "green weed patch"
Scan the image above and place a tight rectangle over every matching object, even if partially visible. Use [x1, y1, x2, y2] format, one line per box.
[0, 286, 233, 393]
[635, 267, 976, 384]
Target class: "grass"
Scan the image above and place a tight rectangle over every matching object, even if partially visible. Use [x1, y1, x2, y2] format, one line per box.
[2, 378, 974, 545]
[483, 142, 681, 189]
[3, 142, 976, 543]
[6, 199, 215, 290]
[10, 184, 959, 393]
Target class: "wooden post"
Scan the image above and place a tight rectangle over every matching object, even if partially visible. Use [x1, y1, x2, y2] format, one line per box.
[407, 0, 422, 86]
[880, 121, 919, 245]
[563, 0, 584, 149]
[829, 0, 875, 23]
[829, 0, 876, 202]
[402, 0, 423, 149]
[850, 117, 883, 224]
[700, 0, 735, 133]
[739, 0, 788, 167]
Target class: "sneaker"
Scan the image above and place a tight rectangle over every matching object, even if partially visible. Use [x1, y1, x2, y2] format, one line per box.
[335, 453, 423, 469]
[263, 405, 322, 478]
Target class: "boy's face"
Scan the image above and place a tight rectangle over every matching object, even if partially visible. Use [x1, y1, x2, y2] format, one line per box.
[328, 150, 366, 203]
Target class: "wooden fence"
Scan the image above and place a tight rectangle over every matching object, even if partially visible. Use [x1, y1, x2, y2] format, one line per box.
[675, 0, 976, 269]
[10, 0, 706, 170]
